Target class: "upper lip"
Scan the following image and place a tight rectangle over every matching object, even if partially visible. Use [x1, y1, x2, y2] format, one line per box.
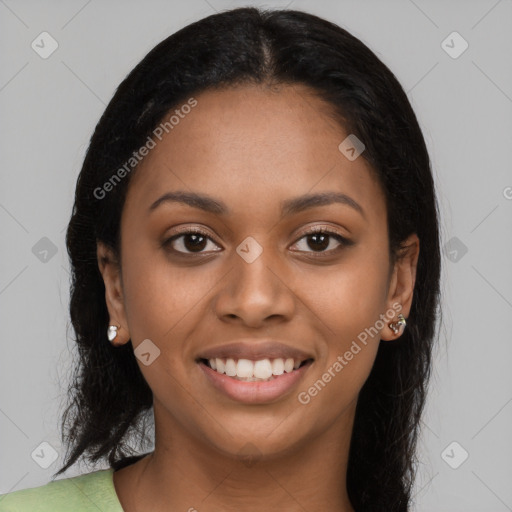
[196, 339, 314, 362]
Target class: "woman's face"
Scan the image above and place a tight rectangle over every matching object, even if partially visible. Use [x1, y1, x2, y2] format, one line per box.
[98, 83, 418, 460]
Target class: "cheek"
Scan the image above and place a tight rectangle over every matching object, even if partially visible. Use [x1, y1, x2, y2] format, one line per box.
[120, 243, 212, 342]
[307, 245, 390, 337]
[119, 250, 209, 408]
[296, 246, 389, 402]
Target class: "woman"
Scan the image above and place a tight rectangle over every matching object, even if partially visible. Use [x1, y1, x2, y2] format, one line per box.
[0, 6, 441, 512]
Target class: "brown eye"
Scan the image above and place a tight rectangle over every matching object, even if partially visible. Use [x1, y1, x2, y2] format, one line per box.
[291, 227, 352, 255]
[163, 229, 222, 254]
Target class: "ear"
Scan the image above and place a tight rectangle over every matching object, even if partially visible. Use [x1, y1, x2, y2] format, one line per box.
[97, 240, 130, 346]
[380, 233, 420, 341]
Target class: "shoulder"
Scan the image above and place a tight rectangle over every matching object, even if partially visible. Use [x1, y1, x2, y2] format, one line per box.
[0, 468, 123, 512]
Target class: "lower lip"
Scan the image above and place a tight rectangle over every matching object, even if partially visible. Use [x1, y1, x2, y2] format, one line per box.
[198, 360, 313, 404]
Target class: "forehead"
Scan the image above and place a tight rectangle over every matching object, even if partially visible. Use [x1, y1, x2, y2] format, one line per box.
[123, 83, 386, 225]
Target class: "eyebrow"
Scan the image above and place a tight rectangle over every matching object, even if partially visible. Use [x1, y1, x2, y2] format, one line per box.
[148, 190, 365, 219]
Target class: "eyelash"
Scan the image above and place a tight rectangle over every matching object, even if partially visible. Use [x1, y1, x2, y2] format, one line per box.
[163, 226, 352, 257]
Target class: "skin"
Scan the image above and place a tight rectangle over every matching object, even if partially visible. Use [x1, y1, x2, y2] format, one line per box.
[97, 82, 419, 512]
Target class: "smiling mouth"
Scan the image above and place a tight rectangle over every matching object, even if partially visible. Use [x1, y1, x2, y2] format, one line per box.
[197, 357, 314, 382]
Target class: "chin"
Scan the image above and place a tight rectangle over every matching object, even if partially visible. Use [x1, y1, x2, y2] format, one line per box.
[192, 413, 310, 462]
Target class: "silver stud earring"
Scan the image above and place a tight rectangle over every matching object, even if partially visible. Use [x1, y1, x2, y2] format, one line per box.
[107, 325, 119, 342]
[389, 313, 406, 336]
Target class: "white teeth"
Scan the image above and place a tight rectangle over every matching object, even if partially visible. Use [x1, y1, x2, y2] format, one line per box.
[206, 357, 306, 378]
[253, 359, 273, 379]
[236, 359, 254, 378]
[272, 358, 284, 375]
[215, 358, 225, 374]
[225, 358, 237, 377]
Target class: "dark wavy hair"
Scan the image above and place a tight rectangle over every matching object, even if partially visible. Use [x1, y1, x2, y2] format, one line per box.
[54, 7, 442, 512]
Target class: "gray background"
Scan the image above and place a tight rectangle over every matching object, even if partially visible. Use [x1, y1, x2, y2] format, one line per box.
[1, 0, 511, 510]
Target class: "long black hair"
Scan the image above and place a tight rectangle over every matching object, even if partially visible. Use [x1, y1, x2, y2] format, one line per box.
[55, 7, 442, 511]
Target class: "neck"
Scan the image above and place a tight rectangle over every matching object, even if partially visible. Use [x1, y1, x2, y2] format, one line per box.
[114, 402, 357, 512]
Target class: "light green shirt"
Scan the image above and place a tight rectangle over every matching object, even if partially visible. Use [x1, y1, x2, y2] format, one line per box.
[0, 468, 124, 512]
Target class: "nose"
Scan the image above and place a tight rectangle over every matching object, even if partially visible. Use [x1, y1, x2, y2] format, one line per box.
[212, 243, 296, 328]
